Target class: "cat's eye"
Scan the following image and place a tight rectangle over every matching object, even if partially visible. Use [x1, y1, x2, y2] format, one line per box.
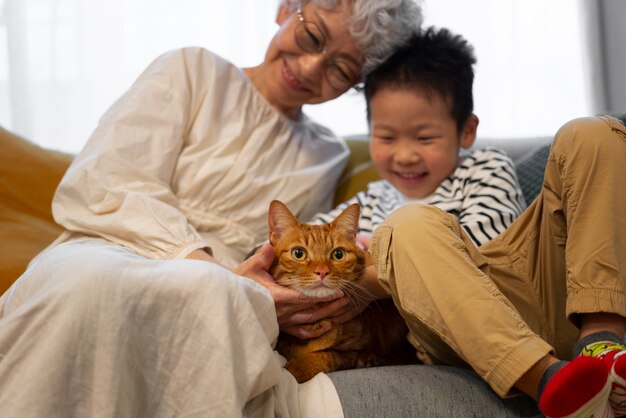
[291, 247, 307, 261]
[331, 248, 345, 261]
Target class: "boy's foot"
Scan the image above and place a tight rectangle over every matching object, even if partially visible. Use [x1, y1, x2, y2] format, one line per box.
[539, 356, 614, 418]
[608, 350, 626, 416]
[580, 340, 626, 417]
[574, 338, 626, 417]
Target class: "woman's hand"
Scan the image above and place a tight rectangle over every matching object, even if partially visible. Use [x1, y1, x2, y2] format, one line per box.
[233, 244, 350, 339]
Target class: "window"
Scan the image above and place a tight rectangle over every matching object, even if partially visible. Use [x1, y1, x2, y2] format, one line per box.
[0, 0, 592, 153]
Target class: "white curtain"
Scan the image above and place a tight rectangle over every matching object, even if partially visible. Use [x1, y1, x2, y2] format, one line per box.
[419, 0, 594, 140]
[0, 0, 278, 152]
[1, 0, 594, 153]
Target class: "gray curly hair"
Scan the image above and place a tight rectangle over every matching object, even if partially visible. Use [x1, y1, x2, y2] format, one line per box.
[288, 0, 423, 76]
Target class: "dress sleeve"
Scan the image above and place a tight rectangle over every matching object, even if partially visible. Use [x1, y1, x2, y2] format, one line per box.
[52, 48, 209, 260]
[458, 149, 527, 247]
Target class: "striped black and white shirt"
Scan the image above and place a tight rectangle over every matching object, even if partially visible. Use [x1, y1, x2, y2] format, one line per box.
[310, 147, 527, 247]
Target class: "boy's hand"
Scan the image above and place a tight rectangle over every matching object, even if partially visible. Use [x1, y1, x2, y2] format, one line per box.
[356, 233, 372, 251]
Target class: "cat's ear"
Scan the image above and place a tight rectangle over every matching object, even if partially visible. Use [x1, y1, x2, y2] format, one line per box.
[332, 204, 360, 240]
[268, 200, 300, 244]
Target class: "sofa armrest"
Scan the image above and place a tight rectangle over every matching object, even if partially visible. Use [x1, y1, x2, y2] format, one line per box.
[334, 138, 380, 206]
[0, 127, 72, 293]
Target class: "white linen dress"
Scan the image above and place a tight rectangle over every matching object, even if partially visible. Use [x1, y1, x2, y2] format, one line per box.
[0, 47, 349, 418]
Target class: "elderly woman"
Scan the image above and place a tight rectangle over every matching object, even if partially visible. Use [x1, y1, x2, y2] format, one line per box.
[0, 0, 422, 417]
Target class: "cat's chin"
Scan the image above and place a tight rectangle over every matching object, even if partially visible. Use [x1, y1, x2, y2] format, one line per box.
[301, 286, 341, 298]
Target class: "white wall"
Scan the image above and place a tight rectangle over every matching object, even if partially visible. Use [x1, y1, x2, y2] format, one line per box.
[600, 0, 626, 113]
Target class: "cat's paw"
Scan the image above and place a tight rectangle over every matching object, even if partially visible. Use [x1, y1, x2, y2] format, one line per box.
[301, 320, 331, 334]
[356, 351, 381, 368]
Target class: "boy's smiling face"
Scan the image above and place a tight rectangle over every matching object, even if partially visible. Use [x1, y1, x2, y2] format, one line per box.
[368, 87, 478, 199]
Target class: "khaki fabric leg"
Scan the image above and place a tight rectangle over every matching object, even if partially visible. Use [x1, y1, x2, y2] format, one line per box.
[482, 116, 626, 354]
[550, 116, 626, 319]
[370, 205, 552, 397]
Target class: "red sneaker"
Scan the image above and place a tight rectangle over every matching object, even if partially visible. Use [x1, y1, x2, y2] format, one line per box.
[539, 356, 614, 418]
[608, 350, 626, 417]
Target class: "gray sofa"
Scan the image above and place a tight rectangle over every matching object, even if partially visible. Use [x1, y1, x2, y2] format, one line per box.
[328, 134, 553, 418]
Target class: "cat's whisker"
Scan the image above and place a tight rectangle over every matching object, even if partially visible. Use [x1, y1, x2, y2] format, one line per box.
[282, 274, 345, 298]
[343, 280, 375, 299]
[339, 282, 374, 307]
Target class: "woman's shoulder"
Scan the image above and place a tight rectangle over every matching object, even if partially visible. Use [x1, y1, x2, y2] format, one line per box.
[154, 47, 235, 73]
[148, 47, 253, 107]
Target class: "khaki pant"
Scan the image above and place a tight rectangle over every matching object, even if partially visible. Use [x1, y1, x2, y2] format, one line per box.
[369, 116, 626, 397]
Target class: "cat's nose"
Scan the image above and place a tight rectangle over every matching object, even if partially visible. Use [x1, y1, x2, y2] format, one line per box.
[314, 268, 329, 281]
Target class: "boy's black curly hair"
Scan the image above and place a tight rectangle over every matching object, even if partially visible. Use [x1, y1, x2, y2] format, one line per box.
[364, 27, 477, 133]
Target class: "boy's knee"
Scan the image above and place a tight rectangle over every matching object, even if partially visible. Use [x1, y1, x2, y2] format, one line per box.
[370, 204, 456, 264]
[384, 204, 450, 233]
[383, 205, 458, 246]
[552, 116, 625, 159]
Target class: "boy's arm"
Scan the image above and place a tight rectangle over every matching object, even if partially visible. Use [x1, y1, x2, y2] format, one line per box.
[458, 149, 526, 246]
[308, 192, 364, 226]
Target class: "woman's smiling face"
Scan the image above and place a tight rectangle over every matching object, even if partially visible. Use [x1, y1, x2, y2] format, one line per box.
[250, 1, 363, 118]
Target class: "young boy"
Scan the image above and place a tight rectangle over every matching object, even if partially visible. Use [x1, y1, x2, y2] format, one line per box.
[351, 31, 626, 418]
[312, 27, 526, 249]
[307, 27, 625, 417]
[307, 26, 529, 363]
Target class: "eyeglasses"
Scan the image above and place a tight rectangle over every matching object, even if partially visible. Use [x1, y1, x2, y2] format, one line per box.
[295, 2, 361, 91]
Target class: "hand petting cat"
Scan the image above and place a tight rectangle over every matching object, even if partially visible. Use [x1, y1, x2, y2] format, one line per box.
[301, 232, 389, 327]
[188, 233, 387, 339]
[234, 243, 352, 339]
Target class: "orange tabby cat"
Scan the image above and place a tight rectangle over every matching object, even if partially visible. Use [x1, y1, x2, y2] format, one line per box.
[268, 200, 417, 383]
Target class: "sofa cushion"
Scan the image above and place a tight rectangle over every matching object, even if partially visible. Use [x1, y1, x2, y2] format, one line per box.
[329, 365, 541, 417]
[334, 138, 379, 206]
[515, 144, 551, 204]
[0, 127, 72, 293]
